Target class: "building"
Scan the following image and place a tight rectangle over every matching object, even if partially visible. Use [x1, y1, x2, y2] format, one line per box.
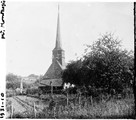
[23, 74, 39, 84]
[39, 6, 66, 94]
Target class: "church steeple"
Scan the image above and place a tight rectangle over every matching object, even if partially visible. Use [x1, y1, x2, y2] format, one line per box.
[52, 5, 65, 66]
[55, 5, 62, 49]
[40, 4, 66, 87]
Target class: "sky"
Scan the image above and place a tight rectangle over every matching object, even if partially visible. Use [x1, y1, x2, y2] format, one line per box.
[6, 2, 134, 77]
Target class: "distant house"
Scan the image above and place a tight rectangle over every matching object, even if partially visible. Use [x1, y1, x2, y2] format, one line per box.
[22, 74, 39, 84]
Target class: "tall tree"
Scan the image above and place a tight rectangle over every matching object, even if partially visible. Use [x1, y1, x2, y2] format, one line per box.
[83, 33, 134, 93]
[62, 33, 134, 94]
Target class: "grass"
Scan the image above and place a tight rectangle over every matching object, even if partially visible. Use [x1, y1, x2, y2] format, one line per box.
[9, 94, 135, 119]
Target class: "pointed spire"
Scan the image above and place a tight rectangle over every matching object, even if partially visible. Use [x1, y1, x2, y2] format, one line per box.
[55, 4, 62, 49]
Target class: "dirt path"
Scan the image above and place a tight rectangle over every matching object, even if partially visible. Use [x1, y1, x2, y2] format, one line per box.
[18, 95, 48, 109]
[6, 95, 48, 118]
[8, 97, 26, 113]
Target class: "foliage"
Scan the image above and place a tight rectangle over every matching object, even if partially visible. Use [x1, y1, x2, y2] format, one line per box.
[6, 73, 20, 89]
[63, 60, 83, 86]
[6, 73, 31, 90]
[26, 88, 39, 95]
[9, 94, 135, 119]
[62, 33, 134, 94]
[34, 75, 43, 85]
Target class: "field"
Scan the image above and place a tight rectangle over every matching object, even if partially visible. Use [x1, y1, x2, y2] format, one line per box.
[6, 93, 135, 119]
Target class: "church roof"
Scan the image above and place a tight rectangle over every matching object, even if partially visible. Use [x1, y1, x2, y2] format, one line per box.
[40, 78, 63, 87]
[40, 60, 65, 87]
[42, 60, 64, 80]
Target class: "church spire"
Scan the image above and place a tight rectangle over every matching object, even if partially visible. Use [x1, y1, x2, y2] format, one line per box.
[55, 5, 62, 49]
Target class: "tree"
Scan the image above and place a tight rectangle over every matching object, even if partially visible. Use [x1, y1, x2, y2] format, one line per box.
[62, 60, 83, 86]
[6, 73, 18, 82]
[62, 33, 134, 94]
[6, 73, 31, 89]
[6, 73, 20, 89]
[83, 33, 134, 93]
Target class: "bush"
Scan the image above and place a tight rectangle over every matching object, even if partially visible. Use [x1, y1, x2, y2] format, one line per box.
[26, 88, 39, 95]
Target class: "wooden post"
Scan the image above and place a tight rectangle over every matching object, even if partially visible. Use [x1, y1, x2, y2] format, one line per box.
[79, 92, 81, 105]
[51, 85, 53, 96]
[90, 96, 93, 106]
[26, 95, 27, 101]
[67, 91, 69, 106]
[58, 106, 61, 116]
[50, 81, 53, 97]
[33, 102, 36, 118]
[11, 103, 13, 118]
[53, 107, 56, 118]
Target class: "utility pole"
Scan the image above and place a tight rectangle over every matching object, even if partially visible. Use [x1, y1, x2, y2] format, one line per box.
[50, 81, 53, 97]
[20, 78, 23, 94]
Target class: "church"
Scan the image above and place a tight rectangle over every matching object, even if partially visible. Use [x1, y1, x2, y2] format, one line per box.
[39, 6, 66, 94]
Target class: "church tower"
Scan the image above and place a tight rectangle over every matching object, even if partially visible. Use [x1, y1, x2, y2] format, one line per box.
[40, 5, 65, 86]
[52, 5, 65, 66]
